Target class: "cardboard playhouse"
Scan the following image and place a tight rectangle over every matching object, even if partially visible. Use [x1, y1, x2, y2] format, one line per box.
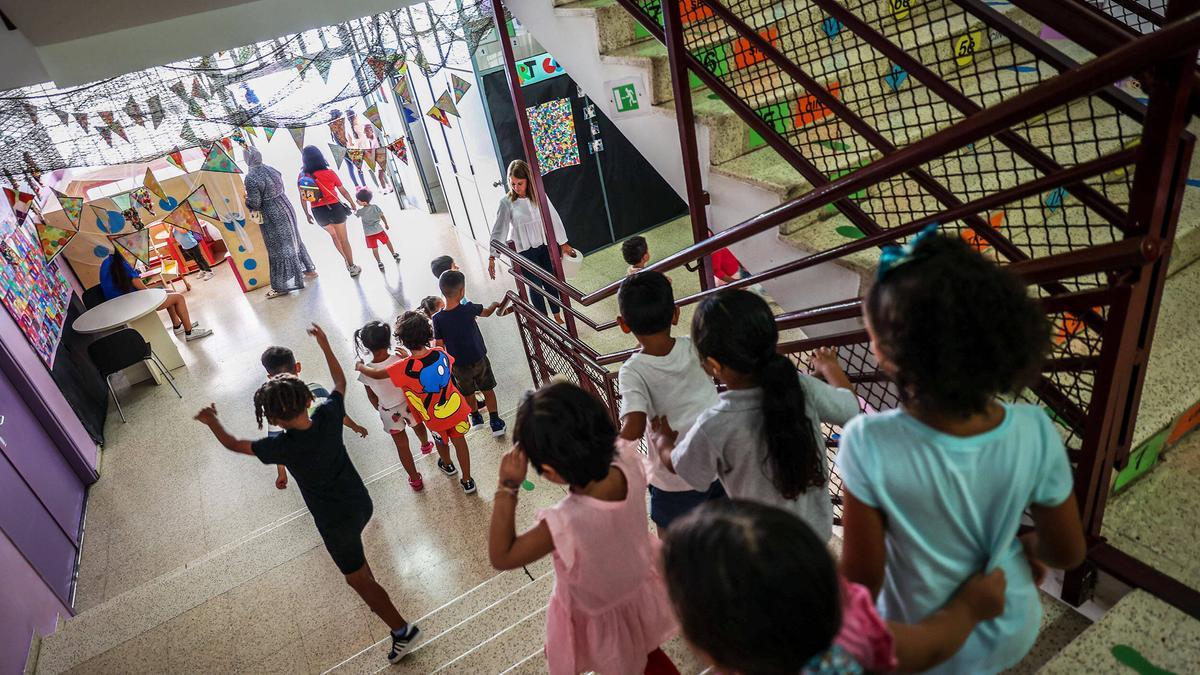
[41, 142, 271, 293]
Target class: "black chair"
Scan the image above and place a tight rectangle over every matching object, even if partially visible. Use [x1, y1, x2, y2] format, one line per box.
[87, 328, 181, 422]
[82, 285, 108, 309]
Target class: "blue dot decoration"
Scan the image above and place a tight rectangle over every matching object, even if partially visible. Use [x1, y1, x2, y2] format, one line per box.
[93, 245, 111, 258]
[159, 197, 178, 210]
[223, 221, 236, 232]
[238, 246, 245, 253]
[248, 278, 258, 286]
[96, 210, 126, 234]
[243, 258, 258, 270]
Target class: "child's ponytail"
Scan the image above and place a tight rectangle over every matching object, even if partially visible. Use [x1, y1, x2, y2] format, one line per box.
[355, 320, 393, 360]
[693, 291, 823, 500]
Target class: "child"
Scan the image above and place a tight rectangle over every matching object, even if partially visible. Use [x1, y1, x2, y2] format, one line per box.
[622, 235, 649, 275]
[651, 289, 858, 542]
[353, 320, 441, 492]
[489, 383, 680, 675]
[196, 324, 421, 665]
[616, 271, 724, 534]
[663, 500, 1008, 673]
[172, 227, 213, 281]
[430, 255, 457, 279]
[418, 295, 444, 317]
[837, 230, 1086, 674]
[356, 188, 400, 270]
[432, 270, 506, 437]
[260, 346, 368, 490]
[357, 311, 476, 494]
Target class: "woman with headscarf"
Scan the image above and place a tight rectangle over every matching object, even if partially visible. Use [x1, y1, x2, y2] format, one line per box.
[244, 147, 319, 298]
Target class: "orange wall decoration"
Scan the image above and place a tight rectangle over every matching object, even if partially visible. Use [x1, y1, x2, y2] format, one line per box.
[732, 27, 779, 70]
[794, 81, 841, 128]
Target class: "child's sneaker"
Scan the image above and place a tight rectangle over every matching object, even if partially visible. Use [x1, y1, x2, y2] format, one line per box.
[348, 264, 362, 277]
[174, 320, 198, 334]
[419, 441, 435, 455]
[490, 416, 507, 437]
[407, 473, 424, 492]
[469, 411, 485, 430]
[460, 477, 477, 495]
[392, 252, 401, 261]
[377, 261, 385, 270]
[387, 624, 421, 664]
[437, 459, 458, 476]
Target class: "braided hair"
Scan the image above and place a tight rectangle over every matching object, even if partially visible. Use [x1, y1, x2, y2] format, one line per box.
[253, 374, 313, 429]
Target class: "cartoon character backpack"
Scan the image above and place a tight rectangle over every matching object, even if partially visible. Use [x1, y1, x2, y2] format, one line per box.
[298, 173, 323, 204]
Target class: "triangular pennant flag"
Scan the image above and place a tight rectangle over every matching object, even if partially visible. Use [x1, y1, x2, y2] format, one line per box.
[314, 57, 332, 83]
[143, 169, 167, 200]
[166, 151, 187, 172]
[402, 105, 419, 124]
[147, 95, 166, 129]
[263, 125, 277, 142]
[242, 125, 258, 139]
[98, 111, 116, 127]
[375, 147, 388, 170]
[288, 126, 305, 151]
[89, 204, 110, 231]
[348, 149, 365, 169]
[394, 77, 412, 104]
[200, 142, 240, 173]
[124, 96, 147, 126]
[365, 55, 392, 82]
[435, 91, 460, 117]
[22, 102, 38, 125]
[35, 218, 77, 263]
[52, 189, 84, 228]
[180, 120, 202, 146]
[192, 77, 210, 100]
[98, 126, 114, 147]
[185, 185, 220, 221]
[110, 191, 133, 212]
[164, 200, 205, 234]
[364, 103, 383, 131]
[388, 138, 409, 165]
[73, 112, 89, 131]
[52, 108, 69, 126]
[220, 137, 234, 153]
[169, 81, 190, 102]
[187, 99, 207, 119]
[328, 117, 347, 146]
[364, 150, 377, 171]
[327, 143, 348, 169]
[427, 105, 451, 128]
[451, 74, 472, 103]
[130, 187, 156, 214]
[112, 229, 151, 265]
[109, 117, 129, 143]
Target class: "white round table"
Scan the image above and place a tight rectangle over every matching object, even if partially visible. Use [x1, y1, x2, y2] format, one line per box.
[73, 289, 184, 384]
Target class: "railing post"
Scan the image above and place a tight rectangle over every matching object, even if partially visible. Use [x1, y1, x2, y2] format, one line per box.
[661, 0, 714, 291]
[490, 0, 580, 338]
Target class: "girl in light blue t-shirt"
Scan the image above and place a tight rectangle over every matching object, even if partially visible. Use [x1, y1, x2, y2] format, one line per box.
[837, 229, 1087, 674]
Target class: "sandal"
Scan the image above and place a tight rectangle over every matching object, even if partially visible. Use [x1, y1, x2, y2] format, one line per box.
[265, 289, 289, 299]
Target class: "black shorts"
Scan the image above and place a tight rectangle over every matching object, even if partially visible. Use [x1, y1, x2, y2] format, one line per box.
[648, 480, 727, 530]
[452, 356, 497, 396]
[317, 502, 373, 575]
[312, 203, 351, 227]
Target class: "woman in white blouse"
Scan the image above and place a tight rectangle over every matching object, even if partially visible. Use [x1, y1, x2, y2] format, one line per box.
[488, 159, 578, 324]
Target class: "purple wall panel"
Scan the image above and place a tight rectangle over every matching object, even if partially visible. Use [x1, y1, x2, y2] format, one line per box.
[0, 529, 70, 675]
[0, 453, 77, 600]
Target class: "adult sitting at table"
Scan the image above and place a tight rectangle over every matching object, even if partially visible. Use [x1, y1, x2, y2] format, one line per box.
[99, 251, 214, 341]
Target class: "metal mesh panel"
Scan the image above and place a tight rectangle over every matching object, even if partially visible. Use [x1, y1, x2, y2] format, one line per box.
[1083, 0, 1166, 35]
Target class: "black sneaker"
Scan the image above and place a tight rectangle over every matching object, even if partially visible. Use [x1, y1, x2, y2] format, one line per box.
[469, 411, 485, 430]
[387, 624, 420, 664]
[490, 416, 507, 438]
[461, 477, 477, 495]
[437, 459, 458, 477]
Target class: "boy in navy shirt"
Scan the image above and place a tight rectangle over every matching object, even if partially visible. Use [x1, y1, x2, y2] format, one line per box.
[431, 270, 506, 436]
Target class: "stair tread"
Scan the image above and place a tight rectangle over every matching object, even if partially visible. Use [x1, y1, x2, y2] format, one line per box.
[555, 0, 617, 12]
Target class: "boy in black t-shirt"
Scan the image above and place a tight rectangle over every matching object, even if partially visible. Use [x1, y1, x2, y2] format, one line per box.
[431, 270, 506, 437]
[195, 324, 419, 665]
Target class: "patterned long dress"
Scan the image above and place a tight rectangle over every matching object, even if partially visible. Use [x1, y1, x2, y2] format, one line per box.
[245, 163, 316, 292]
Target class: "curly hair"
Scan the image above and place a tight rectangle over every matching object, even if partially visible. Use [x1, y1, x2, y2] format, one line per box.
[395, 310, 433, 351]
[514, 382, 616, 487]
[866, 233, 1050, 419]
[253, 374, 313, 429]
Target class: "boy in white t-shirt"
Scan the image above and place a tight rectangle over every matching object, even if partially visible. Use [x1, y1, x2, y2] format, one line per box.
[616, 271, 725, 534]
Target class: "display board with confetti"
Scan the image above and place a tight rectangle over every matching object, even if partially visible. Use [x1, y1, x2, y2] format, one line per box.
[526, 98, 579, 176]
[0, 197, 71, 367]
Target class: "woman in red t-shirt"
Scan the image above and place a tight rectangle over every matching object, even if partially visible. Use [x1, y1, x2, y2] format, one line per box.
[299, 145, 361, 276]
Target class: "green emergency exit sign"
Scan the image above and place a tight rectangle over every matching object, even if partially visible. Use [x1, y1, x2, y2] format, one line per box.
[613, 83, 640, 112]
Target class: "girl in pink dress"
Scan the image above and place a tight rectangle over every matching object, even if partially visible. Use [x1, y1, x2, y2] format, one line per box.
[489, 382, 679, 674]
[661, 499, 1009, 674]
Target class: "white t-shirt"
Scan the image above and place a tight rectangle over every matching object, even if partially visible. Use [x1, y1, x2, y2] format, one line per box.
[617, 337, 719, 491]
[356, 354, 405, 410]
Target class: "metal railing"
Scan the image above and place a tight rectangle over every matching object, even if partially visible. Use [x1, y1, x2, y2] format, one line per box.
[489, 0, 1200, 615]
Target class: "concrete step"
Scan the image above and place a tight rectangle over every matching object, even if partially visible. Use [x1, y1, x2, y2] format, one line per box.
[430, 606, 549, 674]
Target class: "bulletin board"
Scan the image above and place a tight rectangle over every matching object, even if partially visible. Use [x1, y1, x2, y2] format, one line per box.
[0, 197, 72, 367]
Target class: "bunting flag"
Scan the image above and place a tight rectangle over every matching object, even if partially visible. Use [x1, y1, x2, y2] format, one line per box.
[166, 151, 187, 172]
[35, 218, 77, 263]
[147, 95, 166, 128]
[169, 81, 189, 102]
[394, 77, 412, 104]
[364, 150, 377, 171]
[348, 149, 365, 169]
[143, 169, 167, 200]
[185, 185, 220, 221]
[22, 102, 38, 125]
[288, 125, 305, 150]
[180, 120, 202, 146]
[131, 187, 156, 214]
[365, 55, 393, 82]
[364, 103, 383, 131]
[124, 96, 147, 126]
[263, 125, 277, 142]
[4, 187, 35, 213]
[187, 99, 207, 119]
[98, 126, 114, 147]
[314, 57, 332, 83]
[110, 192, 133, 212]
[451, 74, 472, 102]
[191, 77, 210, 100]
[52, 189, 84, 228]
[201, 142, 240, 173]
[73, 112, 89, 131]
[112, 229, 151, 265]
[242, 125, 258, 139]
[109, 117, 129, 143]
[52, 109, 69, 126]
[163, 200, 205, 234]
[427, 105, 451, 128]
[328, 117, 347, 147]
[435, 91, 460, 117]
[98, 111, 116, 127]
[388, 138, 409, 164]
[327, 144, 348, 168]
[402, 105, 419, 124]
[375, 147, 388, 170]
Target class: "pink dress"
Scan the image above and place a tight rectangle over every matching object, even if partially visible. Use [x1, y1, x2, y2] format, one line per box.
[537, 442, 679, 674]
[835, 578, 898, 672]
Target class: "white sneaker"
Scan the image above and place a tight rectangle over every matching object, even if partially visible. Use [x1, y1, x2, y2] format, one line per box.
[348, 264, 362, 277]
[185, 327, 213, 341]
[174, 321, 198, 334]
[201, 271, 214, 281]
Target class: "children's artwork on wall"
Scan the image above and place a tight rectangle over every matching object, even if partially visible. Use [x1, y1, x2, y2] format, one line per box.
[163, 200, 204, 234]
[52, 189, 84, 228]
[34, 215, 78, 263]
[111, 229, 151, 265]
[452, 74, 472, 103]
[185, 185, 221, 222]
[527, 98, 580, 175]
[0, 197, 71, 367]
[200, 142, 241, 174]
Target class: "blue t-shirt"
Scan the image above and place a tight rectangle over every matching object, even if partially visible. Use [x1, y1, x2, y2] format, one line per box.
[173, 229, 200, 249]
[431, 301, 487, 365]
[99, 255, 140, 300]
[836, 404, 1073, 674]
